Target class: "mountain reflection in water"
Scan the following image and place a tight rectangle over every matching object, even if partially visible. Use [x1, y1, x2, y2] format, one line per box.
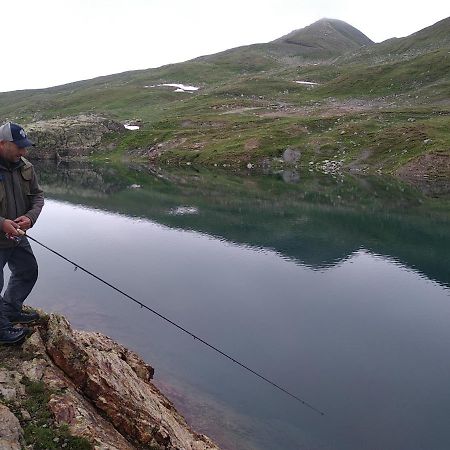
[36, 160, 450, 288]
[26, 160, 450, 450]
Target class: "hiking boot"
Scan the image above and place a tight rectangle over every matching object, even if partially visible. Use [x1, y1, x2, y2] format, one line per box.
[0, 327, 30, 345]
[8, 311, 41, 324]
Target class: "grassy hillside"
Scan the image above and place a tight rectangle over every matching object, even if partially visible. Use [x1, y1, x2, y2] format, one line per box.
[0, 17, 448, 177]
[337, 17, 450, 65]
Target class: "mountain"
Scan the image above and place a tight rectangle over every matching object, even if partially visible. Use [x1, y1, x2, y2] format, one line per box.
[194, 18, 373, 70]
[0, 18, 378, 129]
[0, 17, 448, 178]
[272, 18, 373, 54]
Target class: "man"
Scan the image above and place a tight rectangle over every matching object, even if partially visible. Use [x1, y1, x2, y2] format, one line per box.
[0, 122, 44, 345]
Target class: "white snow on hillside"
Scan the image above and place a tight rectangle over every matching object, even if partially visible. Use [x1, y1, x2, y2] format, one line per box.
[294, 80, 319, 86]
[144, 83, 200, 93]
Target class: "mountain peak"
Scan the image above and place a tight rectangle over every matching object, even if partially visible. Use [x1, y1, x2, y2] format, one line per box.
[272, 18, 373, 56]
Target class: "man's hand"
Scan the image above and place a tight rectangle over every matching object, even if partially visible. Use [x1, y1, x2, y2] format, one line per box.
[14, 216, 32, 231]
[2, 219, 21, 235]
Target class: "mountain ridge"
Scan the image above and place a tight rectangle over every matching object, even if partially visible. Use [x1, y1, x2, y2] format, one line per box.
[336, 16, 450, 65]
[0, 17, 443, 96]
[0, 16, 448, 179]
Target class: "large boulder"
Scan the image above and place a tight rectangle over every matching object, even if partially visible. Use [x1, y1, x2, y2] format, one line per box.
[45, 314, 219, 450]
[26, 114, 125, 159]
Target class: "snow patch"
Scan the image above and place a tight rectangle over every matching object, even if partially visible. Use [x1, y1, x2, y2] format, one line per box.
[294, 80, 319, 86]
[124, 125, 140, 130]
[145, 83, 200, 93]
[160, 83, 199, 91]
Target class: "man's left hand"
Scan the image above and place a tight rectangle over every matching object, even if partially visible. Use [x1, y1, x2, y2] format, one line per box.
[14, 216, 32, 230]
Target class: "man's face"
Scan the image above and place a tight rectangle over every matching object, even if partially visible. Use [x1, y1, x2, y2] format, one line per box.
[0, 141, 28, 162]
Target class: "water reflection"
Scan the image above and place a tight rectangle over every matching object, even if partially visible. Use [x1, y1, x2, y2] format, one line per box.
[22, 160, 450, 450]
[35, 160, 450, 288]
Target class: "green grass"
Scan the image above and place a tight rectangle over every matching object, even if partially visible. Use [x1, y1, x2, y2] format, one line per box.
[102, 109, 448, 176]
[319, 48, 450, 98]
[14, 378, 93, 450]
[0, 378, 93, 450]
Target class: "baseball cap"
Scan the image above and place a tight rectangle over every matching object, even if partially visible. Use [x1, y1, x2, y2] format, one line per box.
[0, 122, 34, 148]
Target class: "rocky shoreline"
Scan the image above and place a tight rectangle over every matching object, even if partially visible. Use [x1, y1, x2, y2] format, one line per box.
[0, 312, 220, 450]
[23, 114, 449, 180]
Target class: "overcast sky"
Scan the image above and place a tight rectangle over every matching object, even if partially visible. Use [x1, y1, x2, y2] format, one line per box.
[1, 0, 448, 93]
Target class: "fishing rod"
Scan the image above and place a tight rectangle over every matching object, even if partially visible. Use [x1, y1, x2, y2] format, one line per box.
[18, 230, 325, 416]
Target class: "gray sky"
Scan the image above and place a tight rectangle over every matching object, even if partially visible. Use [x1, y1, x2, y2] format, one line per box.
[2, 0, 449, 93]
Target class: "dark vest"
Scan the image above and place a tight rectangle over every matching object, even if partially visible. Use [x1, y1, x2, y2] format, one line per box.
[0, 158, 33, 219]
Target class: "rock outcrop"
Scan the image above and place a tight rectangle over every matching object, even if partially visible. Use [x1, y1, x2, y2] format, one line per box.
[26, 115, 125, 160]
[0, 313, 220, 450]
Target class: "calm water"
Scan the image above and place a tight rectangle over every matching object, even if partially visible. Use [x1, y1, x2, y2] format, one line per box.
[17, 162, 450, 449]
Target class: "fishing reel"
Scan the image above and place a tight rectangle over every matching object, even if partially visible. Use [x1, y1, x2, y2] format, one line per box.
[6, 228, 26, 243]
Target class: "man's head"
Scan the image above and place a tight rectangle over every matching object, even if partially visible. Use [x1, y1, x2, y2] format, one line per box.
[0, 122, 34, 162]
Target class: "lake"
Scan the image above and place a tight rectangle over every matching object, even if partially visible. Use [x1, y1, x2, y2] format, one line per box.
[16, 161, 450, 450]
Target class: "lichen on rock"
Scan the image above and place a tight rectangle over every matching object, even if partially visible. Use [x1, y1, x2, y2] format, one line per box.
[26, 114, 126, 160]
[0, 404, 24, 450]
[0, 312, 220, 450]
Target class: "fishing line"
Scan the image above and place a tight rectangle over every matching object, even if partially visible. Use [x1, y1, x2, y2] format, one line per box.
[24, 233, 325, 416]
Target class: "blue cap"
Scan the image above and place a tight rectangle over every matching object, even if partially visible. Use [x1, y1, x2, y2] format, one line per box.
[0, 122, 34, 148]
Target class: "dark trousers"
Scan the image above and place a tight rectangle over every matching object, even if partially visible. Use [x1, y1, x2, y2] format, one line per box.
[0, 238, 38, 330]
